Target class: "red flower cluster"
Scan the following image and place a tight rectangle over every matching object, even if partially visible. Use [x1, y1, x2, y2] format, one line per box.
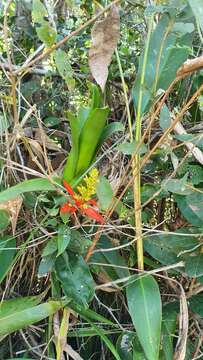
[60, 180, 104, 224]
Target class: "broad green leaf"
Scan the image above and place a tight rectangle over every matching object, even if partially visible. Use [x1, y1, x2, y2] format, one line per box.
[0, 209, 10, 231]
[162, 176, 192, 195]
[177, 164, 203, 185]
[144, 230, 198, 266]
[175, 194, 203, 227]
[38, 253, 56, 276]
[188, 0, 203, 32]
[91, 235, 130, 280]
[189, 294, 203, 317]
[0, 178, 58, 203]
[173, 22, 194, 35]
[57, 224, 71, 256]
[0, 296, 41, 318]
[127, 275, 162, 360]
[96, 176, 113, 210]
[55, 252, 94, 306]
[162, 303, 178, 360]
[98, 122, 124, 148]
[0, 236, 16, 284]
[32, 0, 56, 47]
[185, 253, 203, 278]
[132, 14, 193, 114]
[63, 112, 80, 182]
[160, 104, 171, 130]
[68, 229, 92, 254]
[141, 183, 168, 203]
[186, 193, 203, 221]
[0, 299, 65, 336]
[76, 107, 109, 175]
[117, 140, 147, 155]
[54, 49, 75, 90]
[42, 237, 57, 257]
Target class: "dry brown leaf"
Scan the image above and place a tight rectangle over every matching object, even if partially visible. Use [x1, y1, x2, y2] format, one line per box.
[89, 5, 120, 92]
[35, 128, 61, 151]
[0, 196, 23, 235]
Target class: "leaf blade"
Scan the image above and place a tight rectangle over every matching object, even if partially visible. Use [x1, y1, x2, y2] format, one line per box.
[127, 275, 162, 360]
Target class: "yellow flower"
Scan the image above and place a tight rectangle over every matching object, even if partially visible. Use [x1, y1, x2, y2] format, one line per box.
[77, 168, 99, 201]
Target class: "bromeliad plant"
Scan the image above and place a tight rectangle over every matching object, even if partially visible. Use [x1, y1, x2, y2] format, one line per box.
[63, 84, 109, 184]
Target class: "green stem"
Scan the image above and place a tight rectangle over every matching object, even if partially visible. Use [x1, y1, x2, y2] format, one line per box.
[134, 14, 155, 271]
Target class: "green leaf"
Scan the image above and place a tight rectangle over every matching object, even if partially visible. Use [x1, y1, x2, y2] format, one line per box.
[175, 194, 203, 227]
[76, 107, 109, 175]
[162, 175, 192, 195]
[186, 193, 203, 221]
[162, 303, 178, 360]
[185, 253, 203, 278]
[127, 275, 162, 360]
[68, 229, 92, 254]
[57, 225, 71, 256]
[117, 140, 147, 155]
[173, 22, 194, 35]
[0, 296, 41, 318]
[42, 237, 57, 257]
[0, 209, 10, 231]
[96, 176, 113, 210]
[0, 236, 16, 284]
[98, 122, 124, 148]
[0, 298, 65, 336]
[91, 235, 130, 280]
[0, 178, 58, 203]
[54, 49, 75, 90]
[70, 302, 116, 326]
[38, 253, 56, 276]
[132, 14, 193, 114]
[189, 294, 203, 317]
[63, 112, 81, 182]
[160, 104, 171, 130]
[55, 252, 95, 306]
[188, 0, 203, 32]
[144, 230, 198, 266]
[32, 0, 56, 47]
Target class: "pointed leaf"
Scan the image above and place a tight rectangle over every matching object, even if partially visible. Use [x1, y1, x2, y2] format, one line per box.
[0, 236, 16, 284]
[0, 178, 58, 203]
[185, 253, 203, 278]
[0, 299, 65, 336]
[57, 225, 71, 256]
[188, 0, 203, 32]
[76, 108, 109, 175]
[55, 252, 94, 306]
[127, 275, 162, 360]
[54, 49, 75, 90]
[32, 0, 56, 47]
[96, 176, 113, 210]
[132, 14, 193, 114]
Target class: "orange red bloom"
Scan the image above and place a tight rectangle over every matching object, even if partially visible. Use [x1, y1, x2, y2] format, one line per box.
[61, 180, 104, 224]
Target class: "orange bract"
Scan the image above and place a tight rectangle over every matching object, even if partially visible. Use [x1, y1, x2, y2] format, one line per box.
[61, 180, 104, 224]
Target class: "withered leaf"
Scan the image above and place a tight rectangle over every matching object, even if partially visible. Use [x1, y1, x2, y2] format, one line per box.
[89, 5, 120, 92]
[0, 196, 23, 235]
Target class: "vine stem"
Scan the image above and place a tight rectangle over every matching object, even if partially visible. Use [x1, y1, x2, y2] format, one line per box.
[133, 13, 155, 271]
